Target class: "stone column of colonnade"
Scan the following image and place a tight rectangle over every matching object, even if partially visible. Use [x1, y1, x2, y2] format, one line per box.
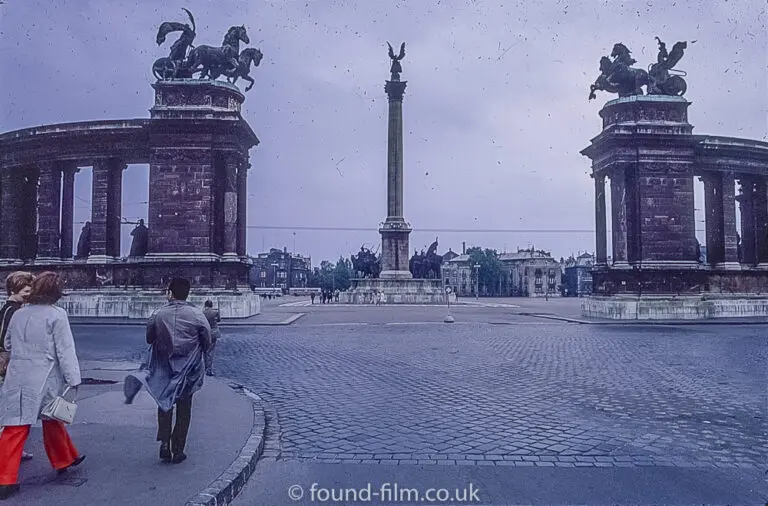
[4, 158, 124, 264]
[593, 173, 608, 265]
[701, 171, 740, 268]
[89, 158, 126, 261]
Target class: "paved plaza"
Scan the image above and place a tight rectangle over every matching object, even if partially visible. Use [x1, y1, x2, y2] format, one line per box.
[70, 300, 768, 504]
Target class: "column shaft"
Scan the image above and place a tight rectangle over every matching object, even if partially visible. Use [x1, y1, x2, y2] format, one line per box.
[60, 164, 78, 259]
[702, 173, 725, 265]
[0, 169, 23, 260]
[387, 98, 404, 218]
[721, 172, 739, 263]
[738, 178, 758, 265]
[222, 153, 238, 254]
[610, 168, 628, 263]
[91, 159, 124, 258]
[236, 157, 249, 256]
[37, 162, 62, 260]
[107, 161, 125, 257]
[594, 174, 608, 265]
[20, 168, 39, 261]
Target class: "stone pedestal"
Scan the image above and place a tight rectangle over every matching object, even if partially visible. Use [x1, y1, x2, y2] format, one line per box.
[341, 278, 445, 304]
[58, 289, 260, 319]
[144, 79, 258, 289]
[583, 294, 768, 320]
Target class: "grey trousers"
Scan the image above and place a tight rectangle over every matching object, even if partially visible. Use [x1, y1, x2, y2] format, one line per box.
[204, 337, 218, 374]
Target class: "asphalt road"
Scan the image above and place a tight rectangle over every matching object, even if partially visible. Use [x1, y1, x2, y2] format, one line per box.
[71, 306, 768, 505]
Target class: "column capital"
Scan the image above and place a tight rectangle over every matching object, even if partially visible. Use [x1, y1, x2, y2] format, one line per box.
[385, 80, 407, 101]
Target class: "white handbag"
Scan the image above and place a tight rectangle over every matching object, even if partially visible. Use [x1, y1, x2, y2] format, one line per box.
[41, 386, 78, 424]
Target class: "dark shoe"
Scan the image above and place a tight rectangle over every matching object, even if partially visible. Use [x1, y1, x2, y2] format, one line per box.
[159, 442, 171, 462]
[21, 451, 33, 461]
[205, 371, 214, 376]
[57, 455, 86, 475]
[0, 484, 19, 501]
[171, 453, 187, 464]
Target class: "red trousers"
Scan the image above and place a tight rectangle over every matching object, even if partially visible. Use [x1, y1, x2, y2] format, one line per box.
[0, 421, 80, 485]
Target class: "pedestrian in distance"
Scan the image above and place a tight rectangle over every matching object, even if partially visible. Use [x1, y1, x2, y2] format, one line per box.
[124, 278, 212, 464]
[0, 272, 85, 501]
[202, 300, 221, 377]
[0, 271, 37, 463]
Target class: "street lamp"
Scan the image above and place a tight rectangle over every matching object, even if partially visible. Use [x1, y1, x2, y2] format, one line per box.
[473, 263, 480, 299]
[270, 263, 279, 293]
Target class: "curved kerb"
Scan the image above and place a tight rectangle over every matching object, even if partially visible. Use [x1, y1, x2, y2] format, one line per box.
[185, 382, 267, 506]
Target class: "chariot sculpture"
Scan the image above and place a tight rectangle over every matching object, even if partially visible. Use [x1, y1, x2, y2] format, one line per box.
[589, 37, 689, 100]
[152, 9, 263, 92]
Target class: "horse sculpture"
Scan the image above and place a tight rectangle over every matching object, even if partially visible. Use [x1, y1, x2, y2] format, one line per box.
[351, 246, 380, 279]
[223, 48, 263, 91]
[186, 25, 250, 79]
[589, 43, 648, 100]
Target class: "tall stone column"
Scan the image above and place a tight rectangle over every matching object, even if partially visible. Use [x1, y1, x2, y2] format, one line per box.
[107, 160, 126, 257]
[609, 168, 628, 266]
[222, 152, 239, 256]
[90, 158, 125, 261]
[236, 155, 249, 256]
[702, 172, 724, 265]
[60, 164, 79, 259]
[20, 167, 40, 261]
[378, 76, 412, 279]
[0, 169, 24, 262]
[737, 177, 757, 266]
[721, 172, 740, 265]
[594, 173, 608, 265]
[37, 162, 63, 261]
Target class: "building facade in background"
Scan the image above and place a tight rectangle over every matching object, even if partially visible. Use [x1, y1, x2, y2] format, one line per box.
[442, 247, 562, 297]
[562, 252, 595, 297]
[502, 249, 562, 298]
[250, 247, 311, 293]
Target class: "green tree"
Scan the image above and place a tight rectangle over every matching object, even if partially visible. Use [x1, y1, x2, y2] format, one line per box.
[466, 247, 503, 296]
[334, 257, 353, 291]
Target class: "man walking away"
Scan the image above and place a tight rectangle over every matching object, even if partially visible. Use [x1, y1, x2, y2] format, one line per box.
[124, 278, 211, 464]
[202, 300, 221, 377]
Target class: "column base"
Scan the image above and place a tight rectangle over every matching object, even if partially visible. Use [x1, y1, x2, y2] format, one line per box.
[35, 257, 64, 264]
[86, 255, 118, 264]
[379, 270, 413, 280]
[0, 259, 25, 266]
[714, 262, 742, 270]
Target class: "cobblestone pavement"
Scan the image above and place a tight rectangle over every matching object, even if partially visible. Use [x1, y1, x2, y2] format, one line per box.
[72, 317, 768, 471]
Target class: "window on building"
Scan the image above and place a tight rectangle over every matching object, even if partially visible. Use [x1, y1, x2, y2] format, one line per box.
[260, 271, 266, 278]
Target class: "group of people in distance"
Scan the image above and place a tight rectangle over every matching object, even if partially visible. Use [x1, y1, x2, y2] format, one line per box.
[0, 272, 221, 501]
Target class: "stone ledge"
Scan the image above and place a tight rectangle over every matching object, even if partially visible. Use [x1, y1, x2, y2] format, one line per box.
[58, 290, 261, 318]
[185, 383, 266, 506]
[582, 295, 768, 320]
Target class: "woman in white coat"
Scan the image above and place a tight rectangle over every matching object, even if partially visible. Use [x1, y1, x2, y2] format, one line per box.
[0, 272, 85, 500]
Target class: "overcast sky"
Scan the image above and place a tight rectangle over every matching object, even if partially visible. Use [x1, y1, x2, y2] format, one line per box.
[1, 0, 765, 264]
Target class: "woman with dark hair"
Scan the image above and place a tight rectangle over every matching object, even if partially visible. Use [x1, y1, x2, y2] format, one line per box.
[0, 271, 36, 462]
[0, 272, 85, 500]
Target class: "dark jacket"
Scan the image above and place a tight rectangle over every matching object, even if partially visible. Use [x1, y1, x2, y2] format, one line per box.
[0, 300, 23, 351]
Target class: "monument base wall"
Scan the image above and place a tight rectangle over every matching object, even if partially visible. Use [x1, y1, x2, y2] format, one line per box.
[0, 257, 252, 290]
[582, 295, 768, 320]
[59, 289, 260, 319]
[341, 278, 446, 304]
